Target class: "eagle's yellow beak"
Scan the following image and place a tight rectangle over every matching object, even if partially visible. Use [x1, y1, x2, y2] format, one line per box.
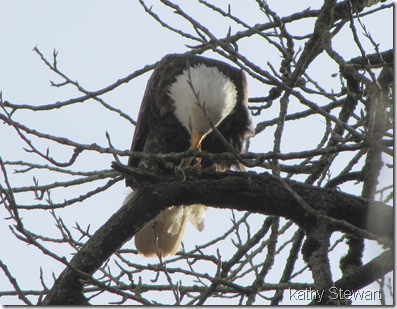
[179, 132, 204, 169]
[190, 131, 204, 150]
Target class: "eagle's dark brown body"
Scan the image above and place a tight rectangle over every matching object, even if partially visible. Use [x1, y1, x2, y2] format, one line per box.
[126, 53, 252, 257]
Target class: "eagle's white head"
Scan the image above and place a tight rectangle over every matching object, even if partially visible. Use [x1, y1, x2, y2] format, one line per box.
[168, 63, 238, 149]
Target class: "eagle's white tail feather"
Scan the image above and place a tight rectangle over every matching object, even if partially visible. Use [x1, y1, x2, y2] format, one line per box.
[134, 207, 189, 258]
[123, 190, 207, 258]
[166, 206, 187, 235]
[186, 204, 207, 232]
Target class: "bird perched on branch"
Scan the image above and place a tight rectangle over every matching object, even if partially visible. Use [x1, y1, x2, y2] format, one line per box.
[125, 53, 252, 258]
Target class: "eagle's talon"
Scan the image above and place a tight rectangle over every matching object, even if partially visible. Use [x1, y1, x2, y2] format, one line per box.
[179, 157, 194, 169]
[191, 161, 202, 174]
[174, 166, 186, 182]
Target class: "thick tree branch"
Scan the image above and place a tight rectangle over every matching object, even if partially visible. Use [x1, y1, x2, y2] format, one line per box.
[42, 168, 393, 305]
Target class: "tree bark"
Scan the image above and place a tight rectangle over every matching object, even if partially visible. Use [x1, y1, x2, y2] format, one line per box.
[41, 169, 393, 305]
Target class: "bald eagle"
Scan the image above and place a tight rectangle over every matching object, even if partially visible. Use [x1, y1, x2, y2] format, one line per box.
[125, 53, 252, 257]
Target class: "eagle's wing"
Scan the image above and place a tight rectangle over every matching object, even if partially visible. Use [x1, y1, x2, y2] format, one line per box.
[126, 55, 191, 187]
[126, 81, 151, 171]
